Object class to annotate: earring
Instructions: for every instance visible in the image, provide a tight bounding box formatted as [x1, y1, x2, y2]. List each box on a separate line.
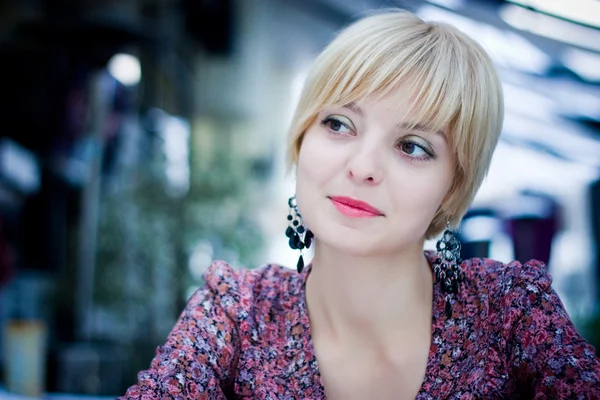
[285, 195, 313, 273]
[433, 222, 464, 318]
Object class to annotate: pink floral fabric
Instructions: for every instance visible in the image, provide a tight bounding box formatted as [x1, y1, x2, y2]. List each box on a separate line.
[120, 251, 600, 399]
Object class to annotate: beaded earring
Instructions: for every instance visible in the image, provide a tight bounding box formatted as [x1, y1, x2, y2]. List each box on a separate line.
[433, 222, 464, 318]
[285, 195, 313, 273]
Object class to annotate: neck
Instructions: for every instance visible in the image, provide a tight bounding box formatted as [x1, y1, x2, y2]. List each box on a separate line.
[305, 240, 434, 348]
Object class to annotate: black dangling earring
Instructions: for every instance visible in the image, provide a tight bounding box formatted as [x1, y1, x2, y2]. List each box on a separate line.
[433, 221, 464, 318]
[285, 195, 313, 273]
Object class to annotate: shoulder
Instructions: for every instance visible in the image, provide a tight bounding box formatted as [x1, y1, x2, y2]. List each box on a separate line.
[462, 256, 551, 298]
[203, 260, 297, 296]
[201, 260, 298, 319]
[458, 257, 555, 329]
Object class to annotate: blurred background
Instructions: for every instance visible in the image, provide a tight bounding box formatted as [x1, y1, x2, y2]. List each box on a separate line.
[0, 0, 599, 397]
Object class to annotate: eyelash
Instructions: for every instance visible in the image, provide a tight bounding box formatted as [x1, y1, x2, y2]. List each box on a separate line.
[396, 139, 435, 162]
[320, 116, 352, 135]
[320, 115, 435, 162]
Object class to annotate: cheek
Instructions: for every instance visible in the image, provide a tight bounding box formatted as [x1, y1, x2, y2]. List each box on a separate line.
[295, 129, 341, 228]
[296, 129, 339, 189]
[389, 164, 454, 224]
[406, 168, 452, 201]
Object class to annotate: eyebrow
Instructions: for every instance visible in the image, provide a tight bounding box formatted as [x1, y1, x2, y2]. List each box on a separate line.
[342, 102, 446, 140]
[399, 123, 446, 140]
[343, 102, 363, 115]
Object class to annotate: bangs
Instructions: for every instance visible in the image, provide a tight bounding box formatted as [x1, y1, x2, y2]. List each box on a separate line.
[314, 21, 477, 170]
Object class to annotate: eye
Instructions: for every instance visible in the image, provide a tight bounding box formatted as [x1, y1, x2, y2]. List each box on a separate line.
[401, 141, 426, 156]
[397, 139, 435, 161]
[320, 115, 354, 135]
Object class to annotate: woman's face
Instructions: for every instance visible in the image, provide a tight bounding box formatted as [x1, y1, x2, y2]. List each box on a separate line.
[295, 88, 455, 257]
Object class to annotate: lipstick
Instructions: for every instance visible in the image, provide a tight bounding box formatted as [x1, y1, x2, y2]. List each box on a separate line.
[329, 196, 384, 218]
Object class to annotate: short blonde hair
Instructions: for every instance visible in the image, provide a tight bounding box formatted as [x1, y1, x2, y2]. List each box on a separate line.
[287, 10, 504, 238]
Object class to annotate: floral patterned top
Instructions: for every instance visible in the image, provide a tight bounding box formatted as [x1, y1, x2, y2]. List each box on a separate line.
[120, 251, 600, 399]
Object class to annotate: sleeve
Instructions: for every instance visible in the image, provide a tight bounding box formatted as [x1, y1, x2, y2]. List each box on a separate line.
[119, 261, 240, 399]
[506, 259, 600, 399]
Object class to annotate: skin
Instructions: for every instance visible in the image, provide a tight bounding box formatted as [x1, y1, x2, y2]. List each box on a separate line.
[295, 87, 456, 399]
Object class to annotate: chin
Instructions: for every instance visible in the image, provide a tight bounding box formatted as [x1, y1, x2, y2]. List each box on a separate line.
[316, 219, 428, 257]
[314, 224, 390, 256]
[318, 240, 380, 257]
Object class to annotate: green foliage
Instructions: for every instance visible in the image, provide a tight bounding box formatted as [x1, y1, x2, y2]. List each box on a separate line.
[94, 153, 265, 340]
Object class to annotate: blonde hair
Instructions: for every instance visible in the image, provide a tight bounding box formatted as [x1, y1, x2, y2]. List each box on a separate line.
[287, 10, 504, 238]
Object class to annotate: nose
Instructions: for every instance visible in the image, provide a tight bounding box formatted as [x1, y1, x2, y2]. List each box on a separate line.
[346, 146, 383, 185]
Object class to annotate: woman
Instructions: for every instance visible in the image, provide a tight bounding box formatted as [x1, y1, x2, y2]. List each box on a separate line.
[121, 10, 600, 399]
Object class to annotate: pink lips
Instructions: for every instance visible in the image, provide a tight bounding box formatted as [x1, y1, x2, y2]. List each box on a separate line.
[329, 196, 384, 218]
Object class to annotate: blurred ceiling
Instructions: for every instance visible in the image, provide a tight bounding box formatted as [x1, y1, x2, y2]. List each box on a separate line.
[0, 0, 599, 165]
[281, 0, 600, 166]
